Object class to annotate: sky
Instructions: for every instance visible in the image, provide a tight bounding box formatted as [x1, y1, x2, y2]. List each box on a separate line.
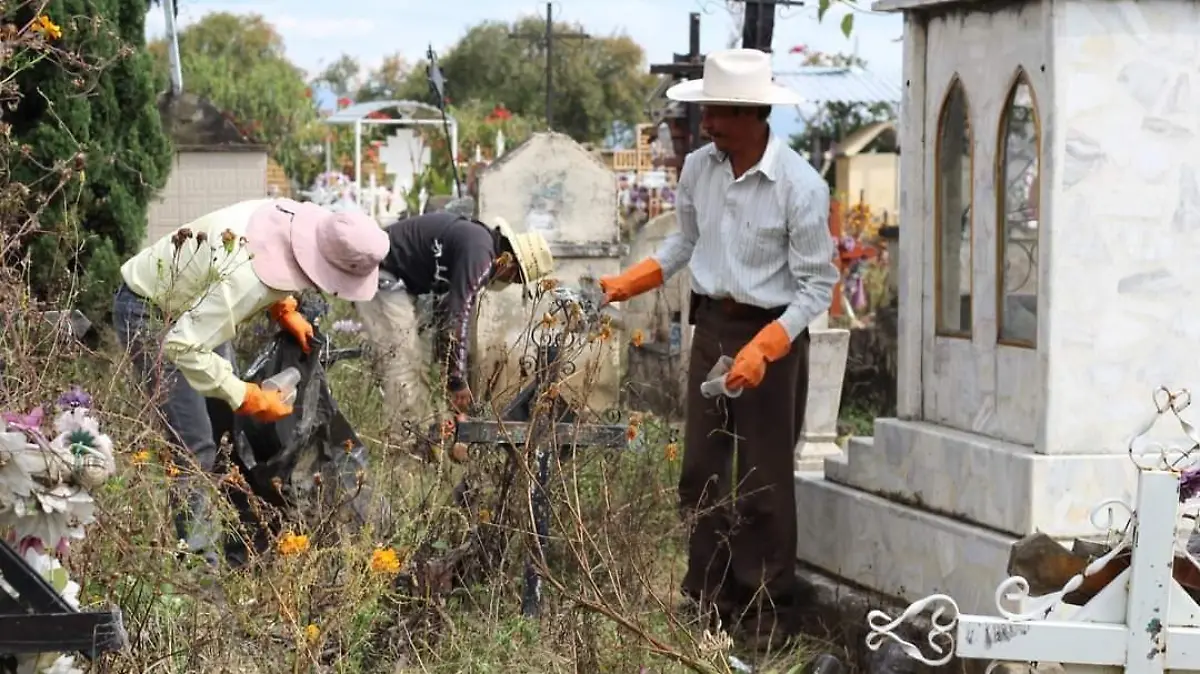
[144, 0, 903, 137]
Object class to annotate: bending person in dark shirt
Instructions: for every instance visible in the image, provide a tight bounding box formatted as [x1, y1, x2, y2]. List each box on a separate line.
[357, 211, 554, 427]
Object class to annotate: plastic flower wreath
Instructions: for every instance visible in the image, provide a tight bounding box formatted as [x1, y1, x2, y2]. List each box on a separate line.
[0, 387, 116, 674]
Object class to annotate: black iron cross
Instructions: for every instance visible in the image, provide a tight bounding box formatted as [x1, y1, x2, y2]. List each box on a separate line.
[0, 540, 126, 660]
[649, 13, 704, 153]
[454, 340, 628, 617]
[507, 2, 591, 130]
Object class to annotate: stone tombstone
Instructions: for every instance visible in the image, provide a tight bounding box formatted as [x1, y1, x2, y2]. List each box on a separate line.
[620, 211, 692, 418]
[795, 324, 851, 472]
[795, 0, 1200, 615]
[474, 132, 626, 412]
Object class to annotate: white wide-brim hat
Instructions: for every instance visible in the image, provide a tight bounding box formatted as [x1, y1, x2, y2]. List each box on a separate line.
[666, 48, 804, 106]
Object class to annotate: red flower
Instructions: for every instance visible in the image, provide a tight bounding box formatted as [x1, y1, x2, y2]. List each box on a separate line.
[789, 44, 807, 54]
[485, 103, 513, 123]
[337, 96, 353, 109]
[304, 87, 312, 98]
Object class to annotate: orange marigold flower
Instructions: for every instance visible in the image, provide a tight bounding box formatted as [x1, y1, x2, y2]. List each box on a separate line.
[130, 450, 151, 465]
[32, 15, 61, 40]
[370, 547, 402, 574]
[664, 443, 679, 461]
[278, 531, 310, 556]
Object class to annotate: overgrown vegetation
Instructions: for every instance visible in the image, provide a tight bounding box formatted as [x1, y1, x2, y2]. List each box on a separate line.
[6, 293, 816, 672]
[0, 9, 815, 672]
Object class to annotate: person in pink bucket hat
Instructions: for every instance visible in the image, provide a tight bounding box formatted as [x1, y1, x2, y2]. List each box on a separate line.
[111, 197, 388, 566]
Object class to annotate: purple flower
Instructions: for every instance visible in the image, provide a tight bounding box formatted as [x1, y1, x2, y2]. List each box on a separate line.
[3, 406, 44, 433]
[1181, 466, 1200, 502]
[56, 386, 92, 410]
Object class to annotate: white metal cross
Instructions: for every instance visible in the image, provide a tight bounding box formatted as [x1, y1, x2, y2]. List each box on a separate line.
[866, 468, 1200, 674]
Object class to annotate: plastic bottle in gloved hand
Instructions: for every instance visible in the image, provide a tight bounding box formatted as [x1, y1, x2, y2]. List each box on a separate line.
[236, 381, 294, 423]
[261, 366, 301, 407]
[725, 321, 793, 391]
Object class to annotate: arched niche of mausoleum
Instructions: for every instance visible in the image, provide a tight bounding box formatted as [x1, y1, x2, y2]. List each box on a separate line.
[916, 3, 1048, 446]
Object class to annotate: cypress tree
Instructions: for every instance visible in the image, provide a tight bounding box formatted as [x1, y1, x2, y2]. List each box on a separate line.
[9, 0, 172, 317]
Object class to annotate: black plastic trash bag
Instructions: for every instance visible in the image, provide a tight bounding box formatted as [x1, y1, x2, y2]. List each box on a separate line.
[207, 295, 372, 562]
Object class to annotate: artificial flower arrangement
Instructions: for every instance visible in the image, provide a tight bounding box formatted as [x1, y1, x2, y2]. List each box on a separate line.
[0, 387, 116, 674]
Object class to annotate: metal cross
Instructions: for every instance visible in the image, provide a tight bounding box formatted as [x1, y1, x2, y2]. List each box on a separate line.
[449, 281, 630, 617]
[867, 468, 1200, 674]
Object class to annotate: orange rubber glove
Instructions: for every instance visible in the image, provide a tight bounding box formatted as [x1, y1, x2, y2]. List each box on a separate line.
[599, 258, 665, 304]
[725, 321, 793, 391]
[236, 383, 294, 422]
[269, 296, 313, 353]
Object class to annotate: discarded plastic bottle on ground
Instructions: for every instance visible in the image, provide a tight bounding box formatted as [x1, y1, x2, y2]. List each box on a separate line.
[261, 366, 301, 407]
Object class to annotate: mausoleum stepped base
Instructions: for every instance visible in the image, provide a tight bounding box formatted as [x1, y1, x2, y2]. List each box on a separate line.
[795, 469, 1016, 616]
[827, 418, 1141, 538]
[795, 417, 1149, 616]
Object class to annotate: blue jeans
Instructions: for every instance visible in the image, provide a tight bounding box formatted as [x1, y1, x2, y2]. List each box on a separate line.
[112, 283, 235, 560]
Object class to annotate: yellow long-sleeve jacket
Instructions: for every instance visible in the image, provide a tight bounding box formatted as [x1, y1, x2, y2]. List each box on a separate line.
[121, 199, 288, 409]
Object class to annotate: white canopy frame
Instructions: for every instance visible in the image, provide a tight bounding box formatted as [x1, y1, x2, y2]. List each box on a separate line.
[322, 99, 460, 202]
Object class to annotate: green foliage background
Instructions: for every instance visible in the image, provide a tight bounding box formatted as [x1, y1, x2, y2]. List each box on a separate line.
[8, 0, 172, 318]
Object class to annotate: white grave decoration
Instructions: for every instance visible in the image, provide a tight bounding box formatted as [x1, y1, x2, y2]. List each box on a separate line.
[377, 129, 430, 198]
[867, 388, 1200, 674]
[0, 387, 118, 674]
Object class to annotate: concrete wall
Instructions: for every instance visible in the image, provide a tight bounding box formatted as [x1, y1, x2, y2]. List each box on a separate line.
[835, 153, 899, 222]
[476, 133, 624, 412]
[621, 211, 691, 417]
[1040, 0, 1200, 455]
[145, 150, 268, 248]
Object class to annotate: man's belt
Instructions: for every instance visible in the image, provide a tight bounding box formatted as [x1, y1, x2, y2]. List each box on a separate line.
[689, 292, 786, 325]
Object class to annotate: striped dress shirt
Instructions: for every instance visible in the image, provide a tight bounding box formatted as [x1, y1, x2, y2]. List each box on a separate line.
[653, 135, 839, 341]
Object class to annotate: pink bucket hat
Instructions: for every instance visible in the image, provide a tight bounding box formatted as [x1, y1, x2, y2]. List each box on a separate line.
[245, 199, 389, 302]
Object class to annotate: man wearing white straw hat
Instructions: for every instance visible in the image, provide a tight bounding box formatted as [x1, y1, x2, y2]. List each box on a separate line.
[357, 209, 554, 450]
[601, 49, 838, 644]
